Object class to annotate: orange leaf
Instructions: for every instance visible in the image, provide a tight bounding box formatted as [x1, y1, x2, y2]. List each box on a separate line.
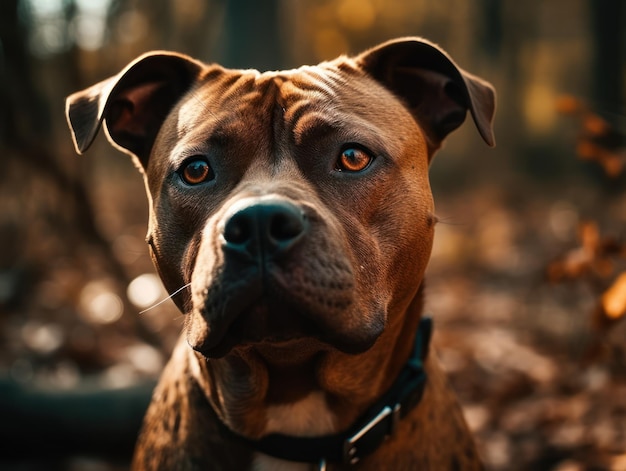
[601, 272, 626, 320]
[555, 95, 582, 114]
[576, 140, 600, 160]
[582, 114, 610, 136]
[579, 221, 599, 253]
[602, 156, 623, 178]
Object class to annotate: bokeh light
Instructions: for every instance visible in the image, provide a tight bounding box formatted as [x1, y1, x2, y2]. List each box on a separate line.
[127, 273, 165, 310]
[79, 280, 124, 324]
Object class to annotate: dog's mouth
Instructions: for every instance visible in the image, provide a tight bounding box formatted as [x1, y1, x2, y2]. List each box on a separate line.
[195, 296, 324, 358]
[185, 266, 379, 359]
[186, 267, 329, 358]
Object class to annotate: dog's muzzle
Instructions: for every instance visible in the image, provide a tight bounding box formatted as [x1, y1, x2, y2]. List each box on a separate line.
[187, 196, 344, 358]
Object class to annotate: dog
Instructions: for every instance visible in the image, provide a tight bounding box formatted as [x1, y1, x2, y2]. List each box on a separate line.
[65, 37, 495, 470]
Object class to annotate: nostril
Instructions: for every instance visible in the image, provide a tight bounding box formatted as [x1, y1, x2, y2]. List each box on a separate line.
[224, 212, 252, 245]
[270, 211, 306, 242]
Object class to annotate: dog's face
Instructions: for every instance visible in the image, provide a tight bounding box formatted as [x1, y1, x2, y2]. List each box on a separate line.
[66, 38, 495, 362]
[149, 64, 436, 359]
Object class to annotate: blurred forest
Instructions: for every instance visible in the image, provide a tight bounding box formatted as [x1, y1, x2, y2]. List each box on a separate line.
[1, 0, 625, 470]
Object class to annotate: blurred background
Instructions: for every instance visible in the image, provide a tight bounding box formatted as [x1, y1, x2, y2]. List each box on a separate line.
[1, 0, 625, 470]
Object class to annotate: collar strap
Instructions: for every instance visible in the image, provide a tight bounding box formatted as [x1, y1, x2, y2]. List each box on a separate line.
[225, 317, 433, 466]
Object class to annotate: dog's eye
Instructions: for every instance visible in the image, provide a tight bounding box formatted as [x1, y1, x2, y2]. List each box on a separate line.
[335, 147, 373, 173]
[180, 158, 214, 185]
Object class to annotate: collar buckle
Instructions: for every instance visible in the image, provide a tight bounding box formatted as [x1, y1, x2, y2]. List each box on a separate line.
[342, 402, 401, 465]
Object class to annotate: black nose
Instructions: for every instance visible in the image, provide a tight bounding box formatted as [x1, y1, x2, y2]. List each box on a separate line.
[223, 200, 307, 261]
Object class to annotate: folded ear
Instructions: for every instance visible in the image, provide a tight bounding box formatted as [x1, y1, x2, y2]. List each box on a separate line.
[65, 51, 203, 168]
[356, 37, 496, 156]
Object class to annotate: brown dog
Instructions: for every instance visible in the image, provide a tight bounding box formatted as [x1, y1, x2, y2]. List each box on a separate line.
[66, 37, 495, 470]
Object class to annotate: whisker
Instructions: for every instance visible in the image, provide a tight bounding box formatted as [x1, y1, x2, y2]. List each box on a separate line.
[139, 283, 191, 315]
[435, 215, 466, 226]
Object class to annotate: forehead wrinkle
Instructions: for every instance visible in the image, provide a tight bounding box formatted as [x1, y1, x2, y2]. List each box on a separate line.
[277, 77, 343, 147]
[176, 87, 217, 136]
[280, 86, 392, 152]
[176, 70, 264, 130]
[290, 111, 341, 146]
[290, 69, 340, 99]
[176, 84, 269, 148]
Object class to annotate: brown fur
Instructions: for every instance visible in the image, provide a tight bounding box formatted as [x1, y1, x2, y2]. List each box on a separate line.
[65, 38, 495, 470]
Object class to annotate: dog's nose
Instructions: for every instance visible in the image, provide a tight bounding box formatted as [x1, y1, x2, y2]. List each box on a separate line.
[222, 200, 307, 260]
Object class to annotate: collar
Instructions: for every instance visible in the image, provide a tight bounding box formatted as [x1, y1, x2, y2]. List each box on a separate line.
[219, 317, 433, 468]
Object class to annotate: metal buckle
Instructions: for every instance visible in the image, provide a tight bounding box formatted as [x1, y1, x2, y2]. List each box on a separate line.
[342, 403, 401, 465]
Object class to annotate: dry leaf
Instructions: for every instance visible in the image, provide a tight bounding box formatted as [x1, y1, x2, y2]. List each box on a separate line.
[547, 222, 625, 283]
[582, 114, 610, 136]
[547, 222, 599, 282]
[600, 272, 626, 321]
[555, 95, 582, 114]
[557, 95, 625, 178]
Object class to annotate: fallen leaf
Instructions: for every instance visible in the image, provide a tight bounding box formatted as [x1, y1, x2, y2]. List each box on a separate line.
[582, 114, 610, 136]
[601, 272, 626, 321]
[555, 95, 583, 114]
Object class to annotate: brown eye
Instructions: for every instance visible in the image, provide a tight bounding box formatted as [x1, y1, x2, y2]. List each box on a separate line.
[336, 147, 373, 172]
[180, 158, 214, 185]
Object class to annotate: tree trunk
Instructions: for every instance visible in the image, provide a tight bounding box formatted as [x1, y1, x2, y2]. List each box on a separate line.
[220, 0, 285, 70]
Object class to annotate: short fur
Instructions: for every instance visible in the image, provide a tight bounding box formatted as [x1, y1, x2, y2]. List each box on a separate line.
[65, 38, 496, 470]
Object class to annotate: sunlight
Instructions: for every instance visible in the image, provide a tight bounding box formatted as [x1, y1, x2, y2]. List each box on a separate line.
[24, 0, 113, 53]
[74, 0, 111, 50]
[79, 280, 124, 324]
[127, 273, 165, 310]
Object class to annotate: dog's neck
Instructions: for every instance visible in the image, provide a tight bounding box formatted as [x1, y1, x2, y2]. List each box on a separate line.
[187, 285, 427, 441]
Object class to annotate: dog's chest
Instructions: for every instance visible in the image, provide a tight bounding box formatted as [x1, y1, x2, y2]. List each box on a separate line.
[250, 391, 335, 471]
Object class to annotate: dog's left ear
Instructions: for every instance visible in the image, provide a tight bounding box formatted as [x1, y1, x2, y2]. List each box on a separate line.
[65, 51, 203, 168]
[356, 37, 496, 155]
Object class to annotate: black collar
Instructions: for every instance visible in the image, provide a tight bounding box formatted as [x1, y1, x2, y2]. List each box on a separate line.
[220, 317, 433, 468]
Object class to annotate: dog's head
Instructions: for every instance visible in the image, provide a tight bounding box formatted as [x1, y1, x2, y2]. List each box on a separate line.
[66, 38, 495, 361]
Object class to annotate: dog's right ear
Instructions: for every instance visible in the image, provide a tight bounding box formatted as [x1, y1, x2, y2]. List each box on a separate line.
[65, 52, 203, 168]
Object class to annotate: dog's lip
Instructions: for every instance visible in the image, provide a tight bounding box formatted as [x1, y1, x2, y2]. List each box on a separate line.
[251, 337, 328, 363]
[190, 292, 323, 359]
[189, 296, 383, 359]
[191, 328, 322, 360]
[193, 319, 378, 360]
